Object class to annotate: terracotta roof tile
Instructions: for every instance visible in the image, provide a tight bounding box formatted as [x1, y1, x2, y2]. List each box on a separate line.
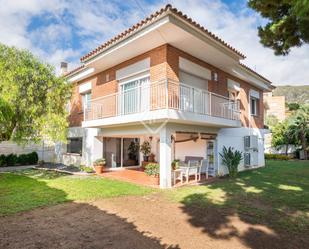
[80, 4, 245, 62]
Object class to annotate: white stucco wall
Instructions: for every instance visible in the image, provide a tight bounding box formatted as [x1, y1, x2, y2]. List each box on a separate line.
[217, 127, 266, 175]
[0, 141, 56, 162]
[174, 139, 206, 161]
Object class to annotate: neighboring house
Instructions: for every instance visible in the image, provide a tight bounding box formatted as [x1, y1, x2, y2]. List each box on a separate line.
[264, 92, 286, 122]
[62, 5, 273, 188]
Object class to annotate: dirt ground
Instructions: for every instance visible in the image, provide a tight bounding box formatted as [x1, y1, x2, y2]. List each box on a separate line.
[0, 193, 306, 249]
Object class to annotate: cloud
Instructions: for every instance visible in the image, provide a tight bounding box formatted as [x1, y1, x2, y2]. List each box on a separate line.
[0, 0, 308, 85]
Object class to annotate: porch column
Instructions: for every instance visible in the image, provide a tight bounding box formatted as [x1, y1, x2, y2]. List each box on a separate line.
[159, 127, 172, 188]
[84, 128, 103, 166]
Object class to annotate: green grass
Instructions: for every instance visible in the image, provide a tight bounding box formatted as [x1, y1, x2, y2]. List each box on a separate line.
[166, 160, 309, 233]
[0, 169, 153, 216]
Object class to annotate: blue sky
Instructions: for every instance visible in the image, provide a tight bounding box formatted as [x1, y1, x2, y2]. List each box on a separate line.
[0, 0, 308, 85]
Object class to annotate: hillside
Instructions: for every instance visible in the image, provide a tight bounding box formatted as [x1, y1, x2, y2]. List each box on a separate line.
[273, 85, 309, 104]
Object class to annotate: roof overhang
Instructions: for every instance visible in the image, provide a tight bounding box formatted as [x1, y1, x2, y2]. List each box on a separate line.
[67, 11, 272, 91]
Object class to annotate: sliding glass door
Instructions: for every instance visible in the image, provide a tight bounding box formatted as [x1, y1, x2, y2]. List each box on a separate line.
[119, 76, 150, 115]
[103, 137, 140, 168]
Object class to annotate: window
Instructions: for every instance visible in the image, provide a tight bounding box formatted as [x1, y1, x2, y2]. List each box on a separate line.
[212, 72, 218, 82]
[82, 92, 91, 111]
[67, 137, 83, 154]
[250, 97, 258, 116]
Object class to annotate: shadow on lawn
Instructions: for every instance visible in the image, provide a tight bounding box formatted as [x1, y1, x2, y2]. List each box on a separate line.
[180, 163, 309, 249]
[0, 172, 179, 249]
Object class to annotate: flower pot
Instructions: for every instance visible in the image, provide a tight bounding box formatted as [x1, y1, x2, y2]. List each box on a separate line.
[94, 165, 104, 174]
[143, 156, 149, 162]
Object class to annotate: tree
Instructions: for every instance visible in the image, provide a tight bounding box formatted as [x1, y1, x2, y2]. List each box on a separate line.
[265, 114, 279, 128]
[0, 44, 72, 144]
[0, 97, 15, 141]
[248, 0, 309, 55]
[288, 106, 309, 159]
[271, 120, 294, 155]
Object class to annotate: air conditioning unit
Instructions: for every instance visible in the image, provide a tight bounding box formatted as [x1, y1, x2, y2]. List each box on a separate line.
[244, 152, 258, 167]
[244, 135, 258, 150]
[244, 152, 250, 166]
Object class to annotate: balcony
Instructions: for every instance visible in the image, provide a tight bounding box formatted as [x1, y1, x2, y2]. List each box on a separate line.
[83, 79, 241, 128]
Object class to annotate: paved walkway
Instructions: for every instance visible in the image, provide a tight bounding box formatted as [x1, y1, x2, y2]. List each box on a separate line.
[0, 165, 36, 172]
[101, 168, 160, 188]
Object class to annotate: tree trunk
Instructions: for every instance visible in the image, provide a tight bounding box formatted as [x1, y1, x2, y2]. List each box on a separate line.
[285, 144, 289, 156]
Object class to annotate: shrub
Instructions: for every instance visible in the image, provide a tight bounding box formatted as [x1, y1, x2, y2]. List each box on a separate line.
[220, 146, 243, 178]
[93, 158, 106, 166]
[6, 153, 18, 166]
[144, 163, 160, 176]
[80, 165, 94, 173]
[265, 153, 290, 160]
[17, 154, 28, 165]
[27, 152, 39, 165]
[0, 154, 6, 167]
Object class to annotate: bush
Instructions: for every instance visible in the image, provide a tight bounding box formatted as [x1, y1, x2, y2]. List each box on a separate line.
[0, 154, 6, 167]
[220, 146, 243, 178]
[17, 154, 28, 165]
[0, 151, 39, 166]
[80, 165, 94, 173]
[144, 163, 160, 176]
[265, 153, 290, 160]
[6, 153, 18, 166]
[26, 152, 39, 165]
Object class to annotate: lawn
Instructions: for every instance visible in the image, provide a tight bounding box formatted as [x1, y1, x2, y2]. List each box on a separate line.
[0, 169, 153, 215]
[167, 160, 309, 234]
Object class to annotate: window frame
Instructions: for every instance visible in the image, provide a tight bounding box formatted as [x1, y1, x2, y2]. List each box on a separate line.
[81, 92, 91, 112]
[250, 97, 258, 116]
[66, 137, 83, 155]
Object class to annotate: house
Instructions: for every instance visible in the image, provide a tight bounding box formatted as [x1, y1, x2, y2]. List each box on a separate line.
[62, 4, 273, 188]
[264, 92, 286, 122]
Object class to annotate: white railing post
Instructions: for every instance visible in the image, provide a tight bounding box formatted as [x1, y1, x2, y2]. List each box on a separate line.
[209, 92, 212, 116]
[165, 79, 169, 109]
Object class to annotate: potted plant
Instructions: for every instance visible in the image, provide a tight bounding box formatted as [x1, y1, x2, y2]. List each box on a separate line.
[148, 153, 155, 162]
[127, 141, 139, 166]
[140, 141, 151, 161]
[171, 159, 180, 170]
[144, 163, 160, 185]
[93, 158, 106, 174]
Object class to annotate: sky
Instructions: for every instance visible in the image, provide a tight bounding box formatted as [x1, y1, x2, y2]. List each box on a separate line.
[0, 0, 308, 86]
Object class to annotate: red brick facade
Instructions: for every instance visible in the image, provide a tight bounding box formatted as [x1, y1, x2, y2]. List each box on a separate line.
[69, 44, 264, 129]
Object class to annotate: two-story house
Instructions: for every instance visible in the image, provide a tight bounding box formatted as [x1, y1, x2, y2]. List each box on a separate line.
[63, 4, 273, 188]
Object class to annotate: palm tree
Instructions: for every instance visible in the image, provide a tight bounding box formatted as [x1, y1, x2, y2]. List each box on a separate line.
[288, 106, 309, 160]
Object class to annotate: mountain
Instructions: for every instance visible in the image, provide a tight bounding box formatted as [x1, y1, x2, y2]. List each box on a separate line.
[273, 85, 309, 104]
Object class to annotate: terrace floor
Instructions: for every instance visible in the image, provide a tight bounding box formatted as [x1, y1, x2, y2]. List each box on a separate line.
[100, 167, 214, 188]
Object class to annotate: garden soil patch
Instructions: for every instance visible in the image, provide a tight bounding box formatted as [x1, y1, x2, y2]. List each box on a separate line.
[0, 193, 306, 249]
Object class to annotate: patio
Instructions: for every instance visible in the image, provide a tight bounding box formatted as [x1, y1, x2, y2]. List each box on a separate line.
[100, 167, 214, 188]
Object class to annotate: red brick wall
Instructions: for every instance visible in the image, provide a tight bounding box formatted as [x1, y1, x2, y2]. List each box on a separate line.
[69, 43, 264, 129]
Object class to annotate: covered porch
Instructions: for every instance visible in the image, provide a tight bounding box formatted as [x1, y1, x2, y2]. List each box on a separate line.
[93, 123, 220, 188]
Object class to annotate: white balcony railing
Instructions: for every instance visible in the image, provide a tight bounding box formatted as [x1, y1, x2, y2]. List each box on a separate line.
[84, 79, 240, 122]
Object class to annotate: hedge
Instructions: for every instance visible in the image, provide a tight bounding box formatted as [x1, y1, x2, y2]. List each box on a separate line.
[0, 152, 39, 167]
[265, 153, 291, 160]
